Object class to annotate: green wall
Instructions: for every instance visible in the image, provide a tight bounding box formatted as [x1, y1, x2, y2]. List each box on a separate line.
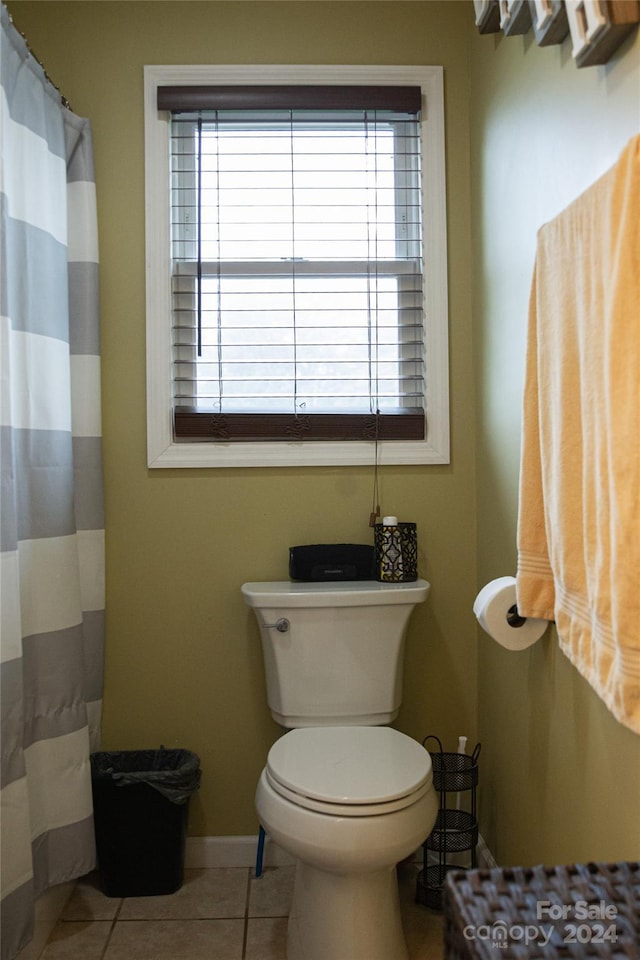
[470, 23, 640, 863]
[7, 1, 477, 838]
[8, 0, 639, 864]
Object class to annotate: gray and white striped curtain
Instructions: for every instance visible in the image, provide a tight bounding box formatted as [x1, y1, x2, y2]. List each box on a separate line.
[1, 6, 105, 958]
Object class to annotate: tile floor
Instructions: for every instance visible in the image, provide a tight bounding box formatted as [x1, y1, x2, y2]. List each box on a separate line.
[40, 861, 444, 960]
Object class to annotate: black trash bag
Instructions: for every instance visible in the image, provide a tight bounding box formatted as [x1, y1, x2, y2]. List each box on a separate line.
[91, 748, 201, 804]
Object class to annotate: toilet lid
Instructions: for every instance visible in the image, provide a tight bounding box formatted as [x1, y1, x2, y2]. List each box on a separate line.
[266, 727, 432, 815]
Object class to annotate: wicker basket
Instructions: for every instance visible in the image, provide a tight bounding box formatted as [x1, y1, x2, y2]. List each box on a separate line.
[443, 861, 640, 959]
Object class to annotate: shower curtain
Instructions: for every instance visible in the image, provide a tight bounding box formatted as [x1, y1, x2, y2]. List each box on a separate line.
[1, 6, 105, 958]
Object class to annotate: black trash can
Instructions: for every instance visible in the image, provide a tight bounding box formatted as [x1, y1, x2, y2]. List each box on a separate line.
[91, 748, 201, 898]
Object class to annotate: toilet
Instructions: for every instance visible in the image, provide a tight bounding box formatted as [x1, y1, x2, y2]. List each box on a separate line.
[242, 579, 438, 960]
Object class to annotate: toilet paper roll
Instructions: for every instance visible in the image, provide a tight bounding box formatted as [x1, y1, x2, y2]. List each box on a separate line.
[473, 576, 548, 651]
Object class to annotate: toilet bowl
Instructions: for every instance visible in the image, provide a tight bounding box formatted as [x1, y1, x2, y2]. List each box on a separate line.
[255, 726, 438, 960]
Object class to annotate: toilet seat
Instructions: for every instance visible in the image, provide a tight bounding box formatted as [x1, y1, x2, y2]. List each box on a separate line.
[265, 726, 432, 818]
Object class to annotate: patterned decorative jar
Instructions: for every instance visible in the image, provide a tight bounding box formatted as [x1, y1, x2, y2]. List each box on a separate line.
[375, 518, 418, 582]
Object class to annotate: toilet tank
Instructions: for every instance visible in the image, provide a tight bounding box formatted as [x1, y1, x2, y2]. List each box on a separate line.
[241, 579, 430, 728]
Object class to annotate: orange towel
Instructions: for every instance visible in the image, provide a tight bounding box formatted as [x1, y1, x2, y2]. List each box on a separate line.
[517, 135, 640, 735]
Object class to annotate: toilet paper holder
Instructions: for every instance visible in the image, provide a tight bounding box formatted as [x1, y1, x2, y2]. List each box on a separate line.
[505, 604, 554, 630]
[473, 576, 550, 651]
[506, 604, 527, 628]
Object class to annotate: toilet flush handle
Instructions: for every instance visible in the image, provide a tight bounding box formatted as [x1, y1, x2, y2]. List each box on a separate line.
[263, 618, 290, 633]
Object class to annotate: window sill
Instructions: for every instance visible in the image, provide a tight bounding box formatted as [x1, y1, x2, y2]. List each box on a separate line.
[147, 434, 449, 469]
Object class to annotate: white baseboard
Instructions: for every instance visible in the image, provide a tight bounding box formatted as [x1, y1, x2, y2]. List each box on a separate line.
[185, 834, 294, 870]
[185, 833, 498, 871]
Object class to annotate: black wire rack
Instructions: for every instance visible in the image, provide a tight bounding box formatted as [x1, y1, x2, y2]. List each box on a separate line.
[416, 735, 481, 910]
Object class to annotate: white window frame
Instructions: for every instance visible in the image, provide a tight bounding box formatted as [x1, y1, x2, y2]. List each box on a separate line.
[144, 64, 449, 468]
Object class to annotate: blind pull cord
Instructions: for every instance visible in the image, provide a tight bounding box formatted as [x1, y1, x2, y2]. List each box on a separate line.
[289, 110, 301, 419]
[373, 112, 381, 416]
[368, 109, 382, 526]
[369, 416, 382, 527]
[366, 110, 381, 419]
[214, 110, 223, 413]
[196, 116, 203, 358]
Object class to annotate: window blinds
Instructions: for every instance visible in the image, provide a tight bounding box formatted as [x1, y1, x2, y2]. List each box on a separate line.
[161, 86, 425, 441]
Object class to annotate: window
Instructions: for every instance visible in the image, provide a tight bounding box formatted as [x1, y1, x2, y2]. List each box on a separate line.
[145, 66, 449, 468]
[168, 92, 423, 442]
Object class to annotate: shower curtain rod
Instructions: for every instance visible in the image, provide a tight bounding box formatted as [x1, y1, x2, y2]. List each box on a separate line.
[5, 4, 71, 109]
